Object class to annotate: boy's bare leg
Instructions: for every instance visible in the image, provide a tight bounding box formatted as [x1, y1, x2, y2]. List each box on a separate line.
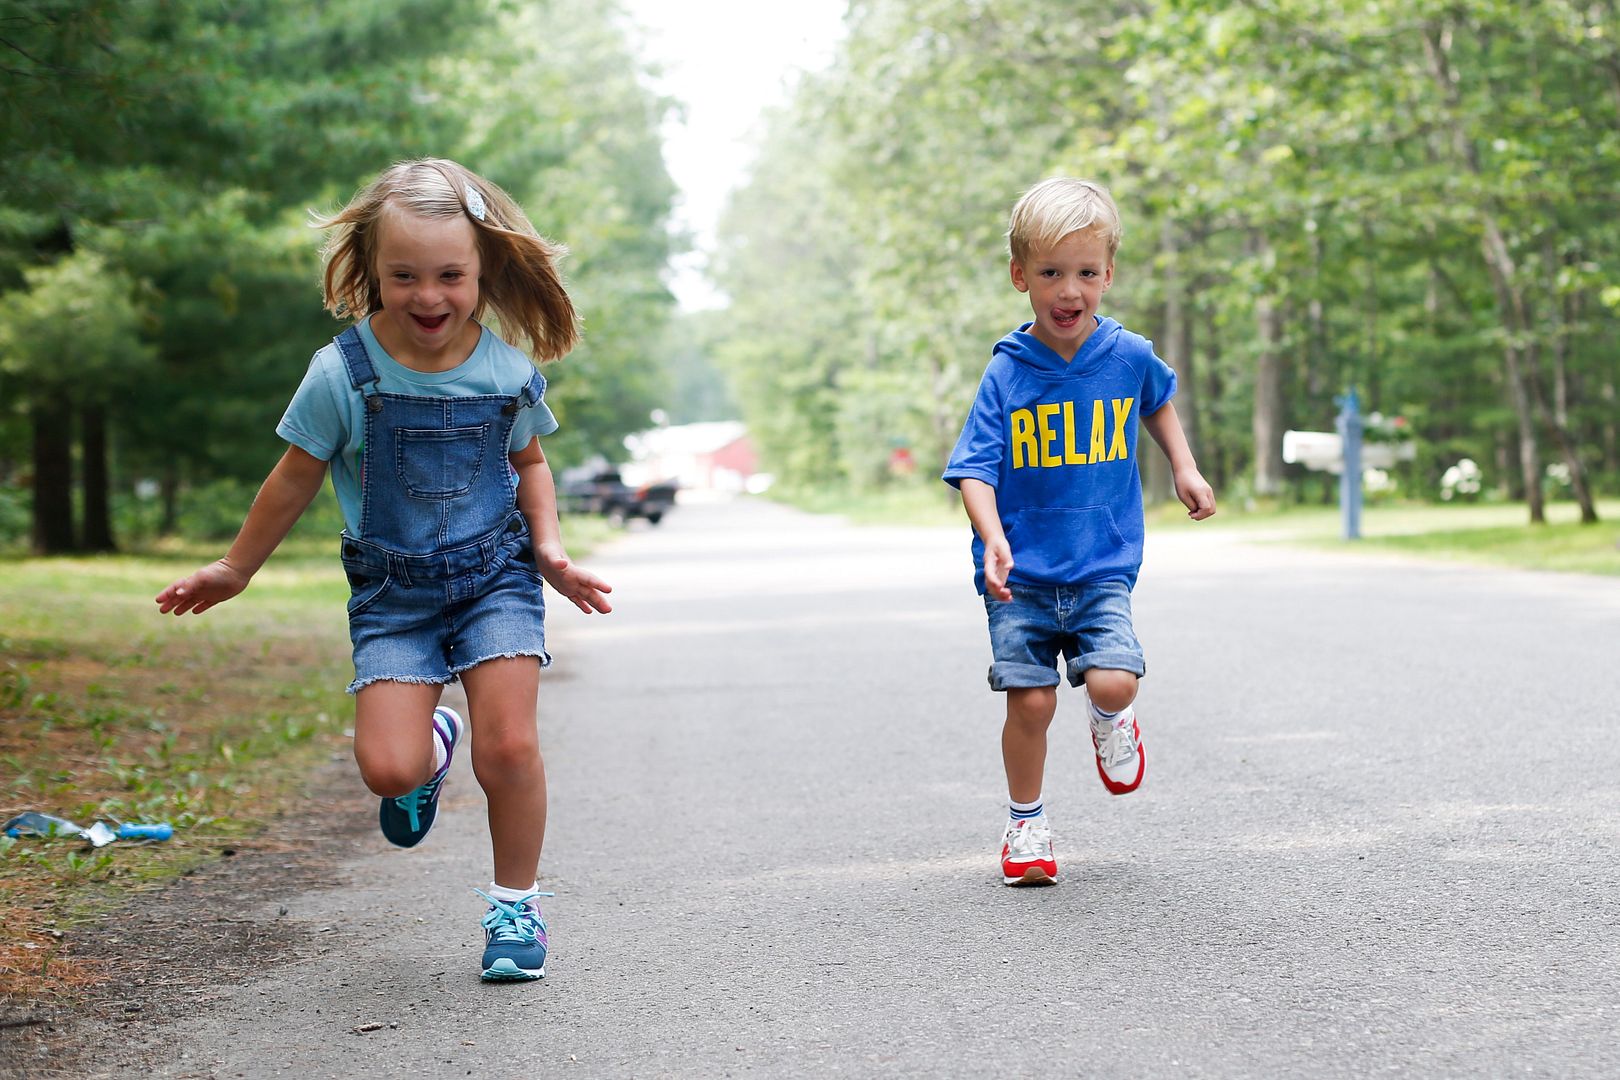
[1002, 686, 1057, 803]
[352, 680, 443, 796]
[461, 656, 546, 889]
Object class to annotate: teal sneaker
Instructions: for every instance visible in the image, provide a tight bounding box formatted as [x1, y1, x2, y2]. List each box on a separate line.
[476, 888, 553, 982]
[379, 707, 464, 848]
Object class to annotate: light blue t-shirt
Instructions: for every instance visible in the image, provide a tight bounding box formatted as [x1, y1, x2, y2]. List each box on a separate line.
[276, 318, 558, 533]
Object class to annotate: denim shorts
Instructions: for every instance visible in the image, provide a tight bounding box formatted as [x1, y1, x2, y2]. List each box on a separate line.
[340, 527, 550, 694]
[983, 578, 1145, 691]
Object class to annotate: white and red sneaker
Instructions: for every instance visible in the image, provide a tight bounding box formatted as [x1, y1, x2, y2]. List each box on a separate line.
[1000, 816, 1057, 886]
[1090, 703, 1144, 795]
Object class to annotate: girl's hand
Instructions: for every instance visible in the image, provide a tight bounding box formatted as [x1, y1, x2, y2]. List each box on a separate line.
[1174, 467, 1217, 521]
[535, 542, 614, 614]
[154, 560, 251, 616]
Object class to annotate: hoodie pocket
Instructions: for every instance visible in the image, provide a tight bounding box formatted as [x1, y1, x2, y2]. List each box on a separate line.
[1003, 506, 1128, 584]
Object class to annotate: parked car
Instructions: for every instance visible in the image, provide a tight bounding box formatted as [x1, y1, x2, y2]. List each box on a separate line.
[558, 469, 677, 525]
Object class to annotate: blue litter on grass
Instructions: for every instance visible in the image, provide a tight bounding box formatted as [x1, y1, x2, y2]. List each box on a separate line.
[3, 811, 173, 847]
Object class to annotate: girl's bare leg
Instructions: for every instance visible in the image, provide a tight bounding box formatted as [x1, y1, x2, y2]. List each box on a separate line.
[460, 656, 546, 889]
[352, 680, 444, 796]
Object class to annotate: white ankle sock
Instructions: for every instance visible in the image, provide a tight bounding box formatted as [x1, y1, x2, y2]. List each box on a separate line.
[1009, 796, 1044, 820]
[1089, 699, 1123, 725]
[432, 733, 448, 773]
[488, 881, 539, 902]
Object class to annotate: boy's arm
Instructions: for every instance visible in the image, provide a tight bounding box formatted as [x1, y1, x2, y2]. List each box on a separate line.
[1142, 401, 1217, 520]
[155, 445, 329, 615]
[958, 478, 1014, 602]
[510, 437, 613, 614]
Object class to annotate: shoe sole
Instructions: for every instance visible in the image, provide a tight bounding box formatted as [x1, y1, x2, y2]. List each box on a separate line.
[481, 957, 545, 982]
[1003, 866, 1057, 886]
[1095, 744, 1145, 796]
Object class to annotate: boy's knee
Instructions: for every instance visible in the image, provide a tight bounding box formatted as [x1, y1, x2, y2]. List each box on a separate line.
[1085, 668, 1139, 712]
[1006, 686, 1057, 727]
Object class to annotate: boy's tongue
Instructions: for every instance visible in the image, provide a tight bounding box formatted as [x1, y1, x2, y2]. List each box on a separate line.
[413, 313, 449, 331]
[1051, 308, 1080, 328]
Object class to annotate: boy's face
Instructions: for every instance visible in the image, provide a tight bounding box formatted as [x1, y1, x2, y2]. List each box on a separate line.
[1010, 230, 1114, 360]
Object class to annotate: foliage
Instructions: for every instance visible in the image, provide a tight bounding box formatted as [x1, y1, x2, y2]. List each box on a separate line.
[711, 0, 1620, 520]
[0, 0, 680, 549]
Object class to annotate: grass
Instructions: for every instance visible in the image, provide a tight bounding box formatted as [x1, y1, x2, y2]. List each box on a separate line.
[770, 483, 1620, 577]
[1148, 496, 1620, 576]
[0, 516, 619, 1002]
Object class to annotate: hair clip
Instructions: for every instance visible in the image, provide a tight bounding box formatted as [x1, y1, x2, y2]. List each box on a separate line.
[464, 185, 487, 222]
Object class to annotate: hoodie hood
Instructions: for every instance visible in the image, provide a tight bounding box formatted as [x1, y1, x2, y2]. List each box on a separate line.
[993, 316, 1123, 377]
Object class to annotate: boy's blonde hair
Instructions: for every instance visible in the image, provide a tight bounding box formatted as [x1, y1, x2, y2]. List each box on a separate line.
[1006, 177, 1123, 265]
[317, 158, 580, 362]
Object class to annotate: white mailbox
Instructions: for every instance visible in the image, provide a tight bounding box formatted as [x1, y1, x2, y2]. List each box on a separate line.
[1283, 430, 1414, 473]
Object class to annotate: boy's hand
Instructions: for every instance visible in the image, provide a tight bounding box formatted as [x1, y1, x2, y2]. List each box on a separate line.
[536, 542, 614, 614]
[1174, 467, 1217, 521]
[982, 536, 1015, 602]
[154, 560, 250, 616]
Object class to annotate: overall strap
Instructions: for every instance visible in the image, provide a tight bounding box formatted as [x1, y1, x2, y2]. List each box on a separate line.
[334, 326, 384, 412]
[502, 370, 547, 416]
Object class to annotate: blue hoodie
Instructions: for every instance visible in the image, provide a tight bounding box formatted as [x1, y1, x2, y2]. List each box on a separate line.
[942, 317, 1177, 593]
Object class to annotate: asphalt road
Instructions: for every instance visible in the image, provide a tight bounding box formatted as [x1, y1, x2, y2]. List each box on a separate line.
[101, 497, 1620, 1077]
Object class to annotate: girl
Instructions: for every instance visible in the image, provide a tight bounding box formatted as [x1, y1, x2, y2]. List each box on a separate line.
[155, 158, 611, 983]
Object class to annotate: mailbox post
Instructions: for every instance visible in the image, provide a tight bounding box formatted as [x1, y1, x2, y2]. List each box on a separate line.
[1335, 387, 1362, 540]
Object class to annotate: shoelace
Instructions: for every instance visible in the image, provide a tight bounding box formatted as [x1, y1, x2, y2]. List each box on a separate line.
[474, 888, 555, 944]
[1005, 819, 1052, 861]
[1094, 721, 1138, 768]
[390, 770, 447, 833]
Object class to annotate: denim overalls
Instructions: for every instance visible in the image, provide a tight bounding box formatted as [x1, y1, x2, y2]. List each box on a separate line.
[332, 326, 552, 693]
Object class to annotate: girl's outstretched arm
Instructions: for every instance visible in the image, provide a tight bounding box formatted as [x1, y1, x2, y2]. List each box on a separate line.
[154, 446, 329, 615]
[510, 438, 613, 615]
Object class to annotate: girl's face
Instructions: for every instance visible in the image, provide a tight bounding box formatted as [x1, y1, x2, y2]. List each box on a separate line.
[370, 209, 483, 370]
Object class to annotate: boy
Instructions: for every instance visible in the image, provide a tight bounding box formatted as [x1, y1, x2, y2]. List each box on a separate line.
[942, 177, 1215, 886]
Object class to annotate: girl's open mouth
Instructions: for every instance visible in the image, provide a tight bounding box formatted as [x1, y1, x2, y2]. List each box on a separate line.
[412, 313, 450, 331]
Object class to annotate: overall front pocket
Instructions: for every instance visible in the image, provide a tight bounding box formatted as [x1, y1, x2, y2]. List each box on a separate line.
[395, 425, 488, 500]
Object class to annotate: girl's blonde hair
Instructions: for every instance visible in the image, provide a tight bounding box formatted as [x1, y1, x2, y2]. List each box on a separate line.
[316, 158, 580, 362]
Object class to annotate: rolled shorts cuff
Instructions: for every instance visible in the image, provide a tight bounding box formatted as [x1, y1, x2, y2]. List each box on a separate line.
[988, 660, 1063, 692]
[1065, 650, 1147, 687]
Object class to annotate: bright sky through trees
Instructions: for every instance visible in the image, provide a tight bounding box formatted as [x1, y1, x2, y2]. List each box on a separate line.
[621, 0, 847, 310]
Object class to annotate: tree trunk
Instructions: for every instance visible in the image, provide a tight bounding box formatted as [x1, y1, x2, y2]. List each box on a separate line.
[1251, 286, 1285, 497]
[1602, 373, 1619, 475]
[30, 396, 76, 554]
[160, 464, 181, 536]
[1423, 22, 1549, 523]
[1201, 299, 1227, 492]
[1145, 215, 1192, 505]
[80, 403, 116, 552]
